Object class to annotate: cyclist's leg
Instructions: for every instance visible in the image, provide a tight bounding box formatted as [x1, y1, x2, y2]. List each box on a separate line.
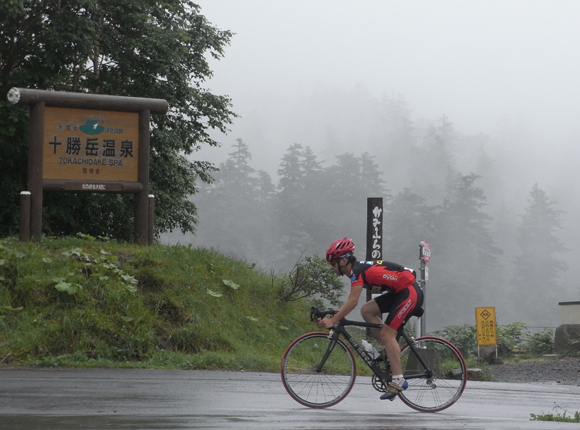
[379, 284, 422, 397]
[379, 324, 408, 399]
[380, 324, 401, 374]
[363, 292, 398, 343]
[360, 299, 385, 342]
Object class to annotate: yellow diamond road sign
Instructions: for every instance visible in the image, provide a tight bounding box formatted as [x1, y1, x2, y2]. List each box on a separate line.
[476, 307, 497, 346]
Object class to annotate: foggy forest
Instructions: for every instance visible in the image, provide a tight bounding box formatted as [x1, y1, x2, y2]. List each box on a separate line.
[164, 2, 580, 333]
[163, 88, 576, 332]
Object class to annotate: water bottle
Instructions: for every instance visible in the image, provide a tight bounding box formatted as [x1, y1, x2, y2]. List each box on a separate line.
[362, 339, 379, 360]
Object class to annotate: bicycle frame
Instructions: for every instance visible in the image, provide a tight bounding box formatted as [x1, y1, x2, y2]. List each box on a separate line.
[320, 317, 433, 383]
[283, 308, 467, 411]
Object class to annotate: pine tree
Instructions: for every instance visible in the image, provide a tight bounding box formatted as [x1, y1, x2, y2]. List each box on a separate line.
[195, 139, 262, 258]
[384, 189, 436, 267]
[252, 170, 277, 267]
[428, 173, 502, 329]
[275, 143, 307, 261]
[414, 115, 457, 205]
[299, 146, 333, 248]
[376, 92, 416, 191]
[511, 184, 568, 326]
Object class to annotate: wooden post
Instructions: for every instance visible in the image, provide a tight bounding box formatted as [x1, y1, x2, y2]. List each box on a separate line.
[134, 109, 150, 245]
[19, 191, 31, 242]
[148, 194, 155, 245]
[28, 102, 44, 241]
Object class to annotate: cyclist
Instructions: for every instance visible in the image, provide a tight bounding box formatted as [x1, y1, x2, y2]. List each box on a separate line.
[316, 237, 424, 400]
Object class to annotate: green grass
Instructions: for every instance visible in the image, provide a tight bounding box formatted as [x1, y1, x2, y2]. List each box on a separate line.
[0, 235, 508, 381]
[531, 409, 580, 423]
[0, 236, 314, 371]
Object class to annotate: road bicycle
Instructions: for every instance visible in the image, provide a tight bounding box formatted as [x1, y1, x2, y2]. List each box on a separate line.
[281, 307, 467, 412]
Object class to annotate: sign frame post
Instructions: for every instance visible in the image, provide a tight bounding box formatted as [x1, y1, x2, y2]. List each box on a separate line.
[8, 87, 168, 245]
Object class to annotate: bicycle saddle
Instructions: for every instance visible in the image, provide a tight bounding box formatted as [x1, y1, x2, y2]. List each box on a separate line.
[413, 307, 424, 318]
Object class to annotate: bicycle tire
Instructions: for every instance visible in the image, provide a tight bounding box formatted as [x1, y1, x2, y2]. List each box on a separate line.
[397, 336, 467, 412]
[281, 332, 357, 408]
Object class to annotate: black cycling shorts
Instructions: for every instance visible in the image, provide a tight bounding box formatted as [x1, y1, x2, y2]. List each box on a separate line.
[373, 282, 424, 331]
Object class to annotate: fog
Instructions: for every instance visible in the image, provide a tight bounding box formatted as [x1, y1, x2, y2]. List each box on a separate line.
[164, 1, 580, 331]
[197, 1, 580, 172]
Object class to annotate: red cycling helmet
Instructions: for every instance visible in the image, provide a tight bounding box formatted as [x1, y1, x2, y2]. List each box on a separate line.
[326, 237, 355, 261]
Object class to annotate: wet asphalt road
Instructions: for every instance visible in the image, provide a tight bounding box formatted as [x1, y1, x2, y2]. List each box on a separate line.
[0, 368, 579, 429]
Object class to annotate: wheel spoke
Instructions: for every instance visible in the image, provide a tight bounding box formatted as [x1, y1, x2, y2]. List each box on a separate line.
[398, 336, 467, 412]
[281, 333, 356, 408]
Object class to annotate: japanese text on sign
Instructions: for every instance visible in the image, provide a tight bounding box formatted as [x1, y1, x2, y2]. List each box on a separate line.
[371, 206, 382, 259]
[476, 307, 497, 346]
[43, 107, 139, 182]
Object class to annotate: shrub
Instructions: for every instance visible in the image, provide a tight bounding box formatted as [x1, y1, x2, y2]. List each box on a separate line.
[276, 254, 344, 307]
[525, 328, 554, 355]
[496, 322, 528, 353]
[432, 322, 555, 359]
[432, 324, 477, 358]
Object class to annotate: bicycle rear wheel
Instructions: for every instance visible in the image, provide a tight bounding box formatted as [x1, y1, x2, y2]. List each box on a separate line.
[281, 332, 356, 408]
[398, 336, 467, 412]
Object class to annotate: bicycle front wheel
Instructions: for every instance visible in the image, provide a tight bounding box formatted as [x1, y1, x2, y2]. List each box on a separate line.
[281, 332, 356, 408]
[399, 336, 467, 412]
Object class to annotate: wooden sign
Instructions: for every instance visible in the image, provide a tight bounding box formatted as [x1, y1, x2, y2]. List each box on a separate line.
[9, 87, 169, 244]
[43, 107, 139, 182]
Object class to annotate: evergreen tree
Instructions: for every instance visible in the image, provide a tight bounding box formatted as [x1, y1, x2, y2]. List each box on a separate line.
[376, 92, 416, 191]
[320, 152, 388, 255]
[256, 170, 276, 206]
[472, 139, 505, 208]
[195, 139, 262, 258]
[0, 1, 235, 239]
[384, 189, 436, 267]
[428, 173, 502, 329]
[253, 169, 277, 267]
[299, 146, 333, 248]
[277, 143, 305, 206]
[275, 143, 309, 265]
[360, 152, 387, 193]
[511, 184, 568, 326]
[414, 115, 457, 205]
[275, 143, 336, 267]
[328, 153, 369, 229]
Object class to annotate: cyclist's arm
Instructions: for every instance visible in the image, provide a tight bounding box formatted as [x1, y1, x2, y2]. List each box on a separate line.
[317, 285, 363, 328]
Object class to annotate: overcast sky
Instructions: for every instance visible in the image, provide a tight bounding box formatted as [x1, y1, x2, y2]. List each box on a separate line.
[195, 0, 580, 174]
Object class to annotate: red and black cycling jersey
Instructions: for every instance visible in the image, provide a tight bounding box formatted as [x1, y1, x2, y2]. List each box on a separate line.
[350, 260, 416, 293]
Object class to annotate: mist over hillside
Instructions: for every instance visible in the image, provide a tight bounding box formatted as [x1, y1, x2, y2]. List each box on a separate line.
[163, 1, 580, 332]
[162, 89, 577, 332]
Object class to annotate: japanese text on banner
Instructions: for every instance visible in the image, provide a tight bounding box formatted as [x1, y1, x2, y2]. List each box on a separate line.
[476, 307, 497, 346]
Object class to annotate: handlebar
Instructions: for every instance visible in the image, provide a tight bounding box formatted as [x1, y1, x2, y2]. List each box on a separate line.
[310, 307, 337, 322]
[310, 306, 384, 330]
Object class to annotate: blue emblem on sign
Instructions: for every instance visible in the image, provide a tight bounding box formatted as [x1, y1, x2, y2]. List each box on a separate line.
[80, 119, 105, 135]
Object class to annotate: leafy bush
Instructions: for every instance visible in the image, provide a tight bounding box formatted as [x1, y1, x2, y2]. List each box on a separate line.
[525, 328, 554, 355]
[276, 254, 344, 307]
[433, 322, 555, 359]
[432, 324, 477, 358]
[496, 322, 528, 353]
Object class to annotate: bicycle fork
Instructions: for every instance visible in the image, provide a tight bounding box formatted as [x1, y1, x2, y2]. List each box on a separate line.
[315, 331, 340, 372]
[400, 333, 435, 381]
